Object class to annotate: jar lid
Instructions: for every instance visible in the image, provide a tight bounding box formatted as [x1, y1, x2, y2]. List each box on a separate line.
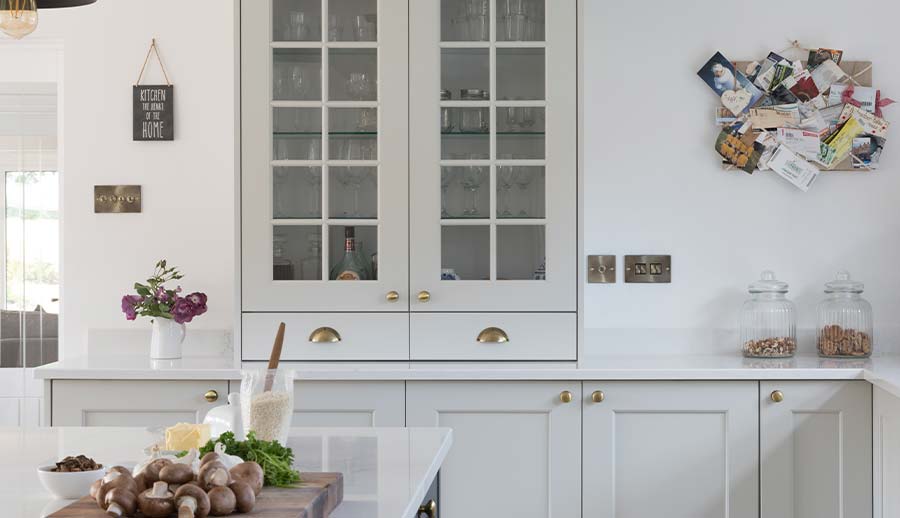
[825, 270, 864, 293]
[748, 270, 788, 293]
[440, 89, 451, 100]
[460, 88, 487, 100]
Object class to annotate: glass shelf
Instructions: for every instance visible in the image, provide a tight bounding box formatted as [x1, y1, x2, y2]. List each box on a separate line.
[274, 131, 377, 136]
[441, 131, 545, 136]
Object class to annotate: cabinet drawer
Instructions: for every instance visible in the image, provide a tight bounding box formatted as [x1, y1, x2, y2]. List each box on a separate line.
[410, 313, 575, 360]
[242, 313, 408, 361]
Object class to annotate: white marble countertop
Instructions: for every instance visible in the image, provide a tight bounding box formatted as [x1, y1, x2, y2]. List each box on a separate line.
[1, 426, 452, 518]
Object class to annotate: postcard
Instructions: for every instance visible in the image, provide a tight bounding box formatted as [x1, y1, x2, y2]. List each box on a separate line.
[811, 60, 847, 92]
[850, 135, 885, 169]
[755, 57, 790, 91]
[698, 52, 738, 95]
[749, 104, 800, 129]
[769, 83, 800, 105]
[715, 121, 763, 174]
[770, 62, 795, 91]
[755, 131, 779, 171]
[749, 52, 785, 87]
[776, 128, 822, 160]
[716, 107, 737, 125]
[818, 117, 865, 168]
[785, 70, 820, 102]
[767, 145, 820, 191]
[808, 48, 844, 68]
[829, 85, 877, 113]
[838, 104, 890, 137]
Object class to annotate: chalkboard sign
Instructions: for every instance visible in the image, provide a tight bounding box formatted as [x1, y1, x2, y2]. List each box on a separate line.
[133, 85, 174, 141]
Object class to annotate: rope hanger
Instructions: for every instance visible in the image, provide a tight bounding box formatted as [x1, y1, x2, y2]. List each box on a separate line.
[135, 38, 172, 86]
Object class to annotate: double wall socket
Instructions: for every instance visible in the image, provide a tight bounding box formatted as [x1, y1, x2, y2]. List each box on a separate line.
[624, 255, 671, 283]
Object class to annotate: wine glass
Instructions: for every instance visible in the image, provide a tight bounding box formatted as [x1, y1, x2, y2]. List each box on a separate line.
[354, 14, 376, 41]
[302, 168, 322, 217]
[286, 11, 312, 41]
[290, 64, 308, 99]
[462, 167, 486, 216]
[513, 168, 534, 217]
[440, 168, 459, 218]
[497, 166, 516, 217]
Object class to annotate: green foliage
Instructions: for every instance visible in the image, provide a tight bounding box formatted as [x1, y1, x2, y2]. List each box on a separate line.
[197, 431, 301, 487]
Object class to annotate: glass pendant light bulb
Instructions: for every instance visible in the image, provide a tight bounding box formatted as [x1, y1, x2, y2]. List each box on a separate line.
[0, 0, 38, 40]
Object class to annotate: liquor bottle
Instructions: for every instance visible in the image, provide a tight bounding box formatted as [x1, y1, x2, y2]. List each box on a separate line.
[330, 226, 370, 280]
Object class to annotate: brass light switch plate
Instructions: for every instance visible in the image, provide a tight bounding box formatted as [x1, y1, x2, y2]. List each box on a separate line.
[624, 255, 671, 283]
[587, 255, 616, 283]
[94, 185, 142, 213]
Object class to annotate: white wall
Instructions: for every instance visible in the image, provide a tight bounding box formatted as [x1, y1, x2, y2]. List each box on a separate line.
[15, 1, 237, 358]
[583, 0, 900, 352]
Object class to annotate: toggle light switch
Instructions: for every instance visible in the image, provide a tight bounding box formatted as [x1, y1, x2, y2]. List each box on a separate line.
[625, 255, 671, 283]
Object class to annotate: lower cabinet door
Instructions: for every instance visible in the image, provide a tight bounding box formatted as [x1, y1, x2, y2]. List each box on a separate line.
[583, 381, 759, 518]
[51, 380, 229, 426]
[760, 380, 872, 518]
[406, 381, 581, 518]
[293, 381, 405, 427]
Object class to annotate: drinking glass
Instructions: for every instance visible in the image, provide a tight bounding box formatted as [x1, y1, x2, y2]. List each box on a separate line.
[354, 14, 377, 41]
[346, 72, 374, 101]
[466, 0, 489, 41]
[291, 64, 308, 99]
[514, 168, 534, 216]
[357, 108, 378, 132]
[287, 11, 312, 40]
[441, 168, 459, 218]
[498, 166, 516, 217]
[303, 169, 322, 217]
[462, 167, 486, 216]
[328, 14, 342, 41]
[460, 108, 487, 133]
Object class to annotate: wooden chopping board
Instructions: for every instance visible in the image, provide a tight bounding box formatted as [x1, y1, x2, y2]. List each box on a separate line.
[50, 473, 343, 518]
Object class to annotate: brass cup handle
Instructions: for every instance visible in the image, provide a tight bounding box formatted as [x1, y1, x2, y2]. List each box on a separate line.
[770, 390, 784, 403]
[559, 390, 574, 403]
[591, 390, 605, 403]
[309, 326, 342, 343]
[417, 291, 431, 303]
[386, 291, 400, 302]
[204, 390, 219, 403]
[417, 500, 436, 518]
[476, 327, 510, 343]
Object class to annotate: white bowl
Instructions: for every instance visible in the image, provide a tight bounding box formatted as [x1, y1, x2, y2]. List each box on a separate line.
[37, 465, 105, 499]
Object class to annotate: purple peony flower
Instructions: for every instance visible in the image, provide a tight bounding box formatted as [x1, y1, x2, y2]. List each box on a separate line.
[171, 297, 195, 324]
[186, 292, 207, 306]
[121, 295, 141, 321]
[155, 286, 170, 302]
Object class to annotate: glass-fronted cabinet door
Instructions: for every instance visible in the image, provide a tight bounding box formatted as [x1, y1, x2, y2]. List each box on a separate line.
[242, 0, 408, 311]
[409, 0, 576, 312]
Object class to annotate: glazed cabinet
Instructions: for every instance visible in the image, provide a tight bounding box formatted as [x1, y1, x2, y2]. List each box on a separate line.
[240, 0, 578, 360]
[582, 381, 759, 518]
[406, 381, 581, 518]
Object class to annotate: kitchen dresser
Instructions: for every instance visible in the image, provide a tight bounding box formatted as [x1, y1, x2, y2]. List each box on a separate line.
[239, 0, 578, 361]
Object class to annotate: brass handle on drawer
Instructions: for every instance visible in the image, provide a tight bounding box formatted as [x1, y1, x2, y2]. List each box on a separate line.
[417, 500, 436, 518]
[770, 390, 784, 403]
[309, 326, 342, 343]
[417, 291, 431, 303]
[386, 290, 400, 302]
[591, 390, 605, 403]
[476, 327, 509, 343]
[559, 390, 574, 403]
[204, 390, 219, 403]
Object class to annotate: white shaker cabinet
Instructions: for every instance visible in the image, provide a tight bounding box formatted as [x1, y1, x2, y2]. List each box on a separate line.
[292, 381, 404, 427]
[875, 385, 900, 518]
[582, 381, 759, 518]
[406, 381, 581, 518]
[760, 381, 872, 518]
[50, 380, 229, 427]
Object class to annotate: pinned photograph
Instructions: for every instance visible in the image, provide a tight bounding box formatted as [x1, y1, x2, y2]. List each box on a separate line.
[808, 48, 844, 68]
[698, 52, 737, 94]
[715, 122, 763, 174]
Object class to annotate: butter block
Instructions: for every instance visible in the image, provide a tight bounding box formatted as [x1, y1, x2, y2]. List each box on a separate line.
[165, 422, 211, 451]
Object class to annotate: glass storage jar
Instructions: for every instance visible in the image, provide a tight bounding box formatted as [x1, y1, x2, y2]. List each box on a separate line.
[816, 271, 873, 358]
[740, 271, 797, 358]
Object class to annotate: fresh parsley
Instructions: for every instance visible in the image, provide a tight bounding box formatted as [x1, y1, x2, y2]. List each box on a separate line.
[197, 431, 301, 487]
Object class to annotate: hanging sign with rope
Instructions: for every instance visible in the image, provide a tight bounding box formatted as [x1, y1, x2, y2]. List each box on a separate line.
[133, 38, 174, 141]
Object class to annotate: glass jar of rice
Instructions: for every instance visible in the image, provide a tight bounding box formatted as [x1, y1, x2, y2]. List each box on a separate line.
[240, 369, 294, 444]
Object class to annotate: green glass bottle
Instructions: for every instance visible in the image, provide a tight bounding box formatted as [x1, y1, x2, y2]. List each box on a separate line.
[330, 226, 371, 280]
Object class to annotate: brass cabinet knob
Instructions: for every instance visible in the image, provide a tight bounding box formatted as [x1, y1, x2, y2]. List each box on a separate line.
[559, 390, 574, 403]
[386, 290, 400, 302]
[591, 390, 605, 403]
[476, 327, 509, 343]
[204, 390, 219, 403]
[417, 291, 431, 303]
[770, 390, 784, 403]
[309, 326, 342, 343]
[417, 500, 436, 518]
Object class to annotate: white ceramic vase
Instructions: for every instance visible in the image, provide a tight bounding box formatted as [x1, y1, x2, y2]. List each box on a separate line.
[150, 318, 186, 359]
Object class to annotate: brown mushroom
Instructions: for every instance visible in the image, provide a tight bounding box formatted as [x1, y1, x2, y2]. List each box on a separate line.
[199, 451, 221, 466]
[137, 481, 176, 517]
[96, 470, 138, 510]
[198, 461, 230, 490]
[229, 481, 256, 513]
[133, 472, 149, 493]
[160, 463, 195, 485]
[142, 458, 173, 484]
[103, 487, 137, 517]
[89, 479, 103, 499]
[229, 462, 264, 496]
[175, 483, 211, 518]
[207, 486, 236, 516]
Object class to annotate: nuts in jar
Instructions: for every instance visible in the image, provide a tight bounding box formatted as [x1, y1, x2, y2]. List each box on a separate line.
[743, 337, 796, 357]
[817, 325, 872, 357]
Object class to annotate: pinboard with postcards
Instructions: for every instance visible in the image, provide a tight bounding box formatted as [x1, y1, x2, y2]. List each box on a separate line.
[697, 43, 892, 192]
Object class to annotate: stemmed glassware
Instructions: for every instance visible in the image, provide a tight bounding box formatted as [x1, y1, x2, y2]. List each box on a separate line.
[513, 168, 534, 217]
[462, 167, 486, 217]
[441, 168, 459, 218]
[302, 169, 321, 217]
[498, 166, 516, 217]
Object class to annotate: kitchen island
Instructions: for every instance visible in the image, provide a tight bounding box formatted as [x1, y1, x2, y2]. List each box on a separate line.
[0, 426, 451, 518]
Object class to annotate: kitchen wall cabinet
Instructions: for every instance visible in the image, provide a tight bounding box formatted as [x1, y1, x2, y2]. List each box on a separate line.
[239, 0, 578, 360]
[50, 380, 229, 427]
[582, 381, 759, 518]
[292, 381, 404, 427]
[875, 385, 900, 518]
[760, 381, 871, 518]
[406, 381, 581, 518]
